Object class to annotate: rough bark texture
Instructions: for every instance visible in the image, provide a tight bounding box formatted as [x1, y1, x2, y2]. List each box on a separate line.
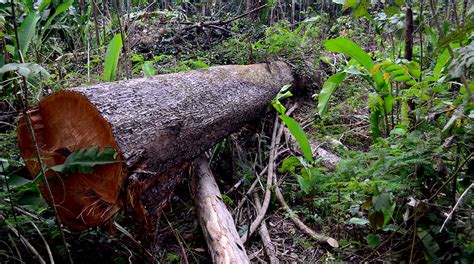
[192, 156, 249, 264]
[404, 7, 414, 61]
[17, 62, 294, 231]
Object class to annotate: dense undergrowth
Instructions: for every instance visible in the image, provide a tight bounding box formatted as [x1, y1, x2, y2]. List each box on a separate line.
[1, 0, 473, 263]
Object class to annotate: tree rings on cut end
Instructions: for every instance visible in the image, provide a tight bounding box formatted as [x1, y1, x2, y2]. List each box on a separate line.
[17, 90, 125, 231]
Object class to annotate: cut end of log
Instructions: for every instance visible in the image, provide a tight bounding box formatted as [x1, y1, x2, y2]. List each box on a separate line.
[17, 90, 125, 231]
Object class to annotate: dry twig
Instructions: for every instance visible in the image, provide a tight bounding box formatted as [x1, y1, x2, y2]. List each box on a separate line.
[253, 193, 279, 264]
[240, 115, 279, 243]
[440, 183, 473, 232]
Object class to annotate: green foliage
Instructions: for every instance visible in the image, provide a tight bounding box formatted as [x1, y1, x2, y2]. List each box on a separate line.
[208, 38, 251, 65]
[324, 38, 385, 91]
[50, 146, 118, 174]
[142, 61, 156, 77]
[318, 72, 346, 115]
[17, 12, 41, 59]
[279, 115, 313, 162]
[38, 0, 73, 43]
[0, 63, 50, 83]
[371, 60, 419, 86]
[252, 19, 321, 61]
[271, 84, 293, 115]
[366, 234, 381, 248]
[320, 38, 389, 139]
[272, 85, 313, 162]
[332, 0, 371, 19]
[102, 34, 123, 81]
[279, 156, 322, 194]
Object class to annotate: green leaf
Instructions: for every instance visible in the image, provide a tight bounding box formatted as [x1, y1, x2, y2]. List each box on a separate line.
[370, 109, 381, 140]
[190, 60, 209, 70]
[272, 84, 293, 115]
[349, 217, 370, 225]
[406, 61, 421, 79]
[318, 72, 346, 115]
[142, 61, 156, 77]
[366, 234, 381, 249]
[433, 48, 450, 79]
[390, 127, 406, 136]
[382, 202, 396, 226]
[18, 12, 40, 59]
[102, 34, 123, 81]
[38, 0, 52, 11]
[279, 156, 301, 173]
[0, 63, 50, 81]
[417, 228, 440, 260]
[279, 115, 313, 162]
[401, 100, 410, 127]
[373, 193, 393, 212]
[383, 93, 394, 114]
[345, 0, 370, 19]
[50, 146, 119, 174]
[324, 38, 374, 71]
[324, 38, 386, 90]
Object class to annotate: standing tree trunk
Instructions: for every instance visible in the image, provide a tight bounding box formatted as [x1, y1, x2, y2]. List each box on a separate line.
[17, 62, 294, 231]
[404, 6, 414, 61]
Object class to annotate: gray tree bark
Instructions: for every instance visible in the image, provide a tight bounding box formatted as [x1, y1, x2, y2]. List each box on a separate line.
[18, 62, 294, 231]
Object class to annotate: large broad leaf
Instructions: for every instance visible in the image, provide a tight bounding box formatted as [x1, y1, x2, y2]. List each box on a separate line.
[318, 72, 346, 115]
[279, 115, 313, 162]
[50, 146, 118, 174]
[102, 34, 123, 81]
[324, 38, 386, 91]
[325, 38, 374, 70]
[18, 12, 40, 59]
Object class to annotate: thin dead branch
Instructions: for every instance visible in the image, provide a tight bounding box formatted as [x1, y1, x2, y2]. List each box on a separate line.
[253, 193, 279, 264]
[8, 225, 46, 264]
[240, 115, 279, 243]
[182, 4, 267, 31]
[440, 183, 473, 232]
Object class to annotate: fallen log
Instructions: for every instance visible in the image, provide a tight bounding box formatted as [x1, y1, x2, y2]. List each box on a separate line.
[17, 62, 294, 231]
[192, 156, 249, 264]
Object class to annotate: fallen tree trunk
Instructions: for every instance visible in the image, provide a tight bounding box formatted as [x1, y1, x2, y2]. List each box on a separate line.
[192, 156, 249, 264]
[17, 62, 294, 231]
